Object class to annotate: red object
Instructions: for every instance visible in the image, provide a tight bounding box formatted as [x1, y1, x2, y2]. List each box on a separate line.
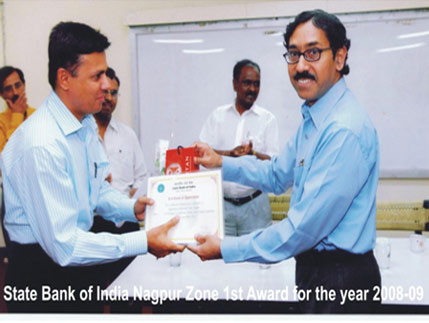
[165, 146, 199, 175]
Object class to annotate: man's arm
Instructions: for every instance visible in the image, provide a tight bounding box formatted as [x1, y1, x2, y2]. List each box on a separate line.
[193, 142, 223, 169]
[190, 128, 376, 262]
[214, 141, 271, 160]
[193, 140, 295, 195]
[9, 146, 182, 266]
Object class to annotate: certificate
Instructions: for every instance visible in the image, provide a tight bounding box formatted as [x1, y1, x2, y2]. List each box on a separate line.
[145, 170, 224, 244]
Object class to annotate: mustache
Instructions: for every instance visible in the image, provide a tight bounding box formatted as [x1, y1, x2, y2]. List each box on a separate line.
[294, 71, 316, 81]
[245, 91, 257, 97]
[102, 100, 113, 107]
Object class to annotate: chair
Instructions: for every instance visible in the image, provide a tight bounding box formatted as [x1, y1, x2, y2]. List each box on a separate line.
[269, 193, 429, 231]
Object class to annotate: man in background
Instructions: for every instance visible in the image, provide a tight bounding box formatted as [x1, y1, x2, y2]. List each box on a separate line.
[190, 10, 381, 313]
[1, 21, 183, 313]
[199, 59, 279, 236]
[91, 67, 147, 284]
[0, 66, 36, 152]
[94, 67, 147, 198]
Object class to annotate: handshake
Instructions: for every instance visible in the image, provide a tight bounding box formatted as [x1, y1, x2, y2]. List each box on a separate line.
[146, 214, 222, 262]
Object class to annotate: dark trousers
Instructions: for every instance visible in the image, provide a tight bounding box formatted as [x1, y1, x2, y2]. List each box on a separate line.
[5, 242, 104, 313]
[295, 249, 381, 313]
[5, 218, 139, 313]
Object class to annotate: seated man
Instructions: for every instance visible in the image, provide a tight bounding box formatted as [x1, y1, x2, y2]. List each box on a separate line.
[0, 66, 36, 152]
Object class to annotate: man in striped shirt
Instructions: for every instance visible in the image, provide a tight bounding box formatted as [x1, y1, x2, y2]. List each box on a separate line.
[1, 21, 184, 313]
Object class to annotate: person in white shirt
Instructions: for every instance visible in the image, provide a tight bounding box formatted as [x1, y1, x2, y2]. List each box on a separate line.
[94, 67, 147, 198]
[200, 59, 279, 236]
[92, 67, 148, 286]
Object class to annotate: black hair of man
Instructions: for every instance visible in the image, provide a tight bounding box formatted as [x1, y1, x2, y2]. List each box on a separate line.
[48, 21, 111, 89]
[0, 66, 25, 93]
[283, 9, 351, 76]
[233, 59, 260, 82]
[106, 67, 120, 87]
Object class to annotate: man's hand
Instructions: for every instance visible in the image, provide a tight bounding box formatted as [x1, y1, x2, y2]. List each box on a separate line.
[187, 234, 222, 261]
[193, 142, 223, 168]
[6, 93, 27, 114]
[105, 173, 112, 183]
[147, 216, 185, 258]
[134, 196, 154, 221]
[129, 187, 137, 198]
[231, 140, 253, 157]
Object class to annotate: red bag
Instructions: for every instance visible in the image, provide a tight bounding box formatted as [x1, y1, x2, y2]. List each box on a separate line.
[165, 146, 199, 175]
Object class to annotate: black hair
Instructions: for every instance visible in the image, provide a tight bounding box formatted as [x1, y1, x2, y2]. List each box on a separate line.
[283, 9, 351, 76]
[106, 67, 120, 87]
[48, 21, 110, 89]
[233, 59, 260, 81]
[0, 66, 25, 93]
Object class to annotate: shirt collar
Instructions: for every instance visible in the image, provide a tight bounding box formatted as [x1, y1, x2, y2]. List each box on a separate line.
[108, 117, 119, 133]
[230, 103, 262, 116]
[46, 90, 97, 137]
[301, 77, 347, 130]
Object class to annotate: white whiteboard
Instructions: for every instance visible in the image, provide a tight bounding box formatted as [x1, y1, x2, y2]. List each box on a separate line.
[130, 9, 429, 178]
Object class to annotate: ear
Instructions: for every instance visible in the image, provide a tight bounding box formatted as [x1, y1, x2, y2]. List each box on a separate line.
[232, 79, 238, 92]
[334, 47, 347, 72]
[56, 68, 72, 91]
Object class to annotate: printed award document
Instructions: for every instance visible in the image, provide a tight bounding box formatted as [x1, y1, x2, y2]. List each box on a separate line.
[145, 169, 224, 244]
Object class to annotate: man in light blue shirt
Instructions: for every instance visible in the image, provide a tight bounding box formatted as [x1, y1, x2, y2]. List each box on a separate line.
[189, 10, 381, 313]
[1, 22, 184, 313]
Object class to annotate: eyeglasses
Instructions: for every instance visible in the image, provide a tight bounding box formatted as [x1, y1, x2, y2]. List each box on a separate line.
[283, 48, 331, 64]
[103, 89, 118, 97]
[3, 81, 23, 93]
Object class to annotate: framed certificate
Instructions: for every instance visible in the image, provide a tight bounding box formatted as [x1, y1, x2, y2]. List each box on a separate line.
[145, 169, 224, 244]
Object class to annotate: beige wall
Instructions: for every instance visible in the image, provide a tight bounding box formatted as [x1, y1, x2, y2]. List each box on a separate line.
[0, 0, 428, 201]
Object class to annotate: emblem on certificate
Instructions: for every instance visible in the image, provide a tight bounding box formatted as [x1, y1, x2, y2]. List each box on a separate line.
[145, 169, 224, 244]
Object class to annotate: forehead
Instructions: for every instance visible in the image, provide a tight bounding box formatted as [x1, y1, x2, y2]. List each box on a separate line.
[239, 65, 260, 80]
[76, 52, 107, 74]
[106, 77, 119, 89]
[289, 20, 329, 48]
[3, 71, 21, 86]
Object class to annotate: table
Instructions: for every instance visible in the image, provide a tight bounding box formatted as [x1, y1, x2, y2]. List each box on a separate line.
[378, 237, 429, 305]
[106, 237, 429, 312]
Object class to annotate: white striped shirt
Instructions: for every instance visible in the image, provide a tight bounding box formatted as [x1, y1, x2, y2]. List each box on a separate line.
[1, 91, 147, 266]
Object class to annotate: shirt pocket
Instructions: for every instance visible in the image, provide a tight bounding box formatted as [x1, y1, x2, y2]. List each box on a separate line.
[89, 158, 109, 207]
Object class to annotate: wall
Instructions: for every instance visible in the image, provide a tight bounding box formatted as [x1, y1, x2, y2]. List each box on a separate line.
[0, 0, 428, 202]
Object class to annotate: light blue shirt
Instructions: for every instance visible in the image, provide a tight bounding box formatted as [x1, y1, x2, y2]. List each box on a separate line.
[221, 78, 379, 263]
[1, 91, 148, 266]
